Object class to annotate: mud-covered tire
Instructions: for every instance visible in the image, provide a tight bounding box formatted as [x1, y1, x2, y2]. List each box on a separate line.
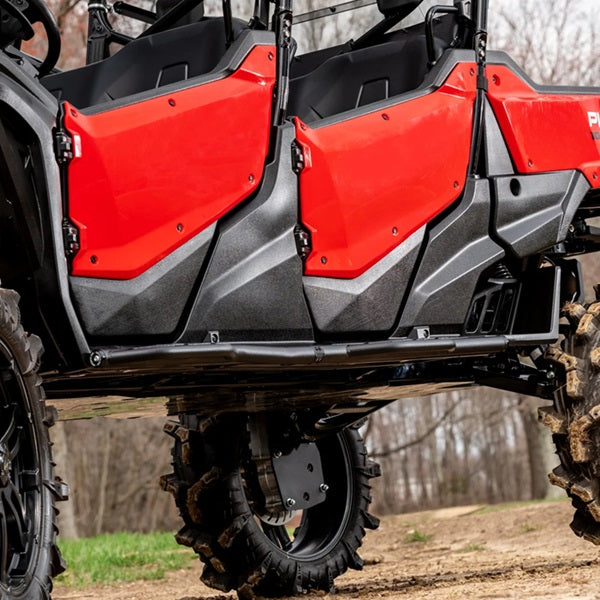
[162, 415, 381, 598]
[0, 289, 65, 599]
[542, 300, 600, 543]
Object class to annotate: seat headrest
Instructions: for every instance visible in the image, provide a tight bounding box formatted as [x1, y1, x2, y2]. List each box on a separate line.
[376, 0, 423, 18]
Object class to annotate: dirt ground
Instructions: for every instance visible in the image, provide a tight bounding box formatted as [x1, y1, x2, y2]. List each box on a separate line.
[53, 500, 600, 600]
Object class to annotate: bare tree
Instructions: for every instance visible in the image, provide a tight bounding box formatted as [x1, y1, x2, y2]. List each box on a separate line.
[52, 418, 179, 538]
[489, 0, 599, 86]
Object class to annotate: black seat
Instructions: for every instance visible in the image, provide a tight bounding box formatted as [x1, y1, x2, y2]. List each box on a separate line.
[41, 17, 246, 109]
[288, 11, 457, 124]
[377, 0, 422, 18]
[288, 34, 430, 123]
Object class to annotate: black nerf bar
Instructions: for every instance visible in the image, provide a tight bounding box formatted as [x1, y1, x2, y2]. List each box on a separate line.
[88, 335, 514, 371]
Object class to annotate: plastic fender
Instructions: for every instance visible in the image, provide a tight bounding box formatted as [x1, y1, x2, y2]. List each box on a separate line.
[487, 65, 600, 188]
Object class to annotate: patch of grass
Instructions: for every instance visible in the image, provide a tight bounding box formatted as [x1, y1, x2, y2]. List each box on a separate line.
[404, 529, 431, 543]
[475, 496, 566, 515]
[520, 522, 538, 533]
[56, 531, 195, 588]
[457, 543, 486, 552]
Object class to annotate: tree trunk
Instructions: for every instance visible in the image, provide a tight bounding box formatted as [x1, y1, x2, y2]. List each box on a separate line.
[50, 422, 79, 539]
[519, 396, 550, 500]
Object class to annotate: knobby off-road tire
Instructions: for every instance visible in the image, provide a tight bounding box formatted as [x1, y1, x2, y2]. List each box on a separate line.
[161, 415, 381, 598]
[542, 299, 600, 543]
[0, 289, 65, 599]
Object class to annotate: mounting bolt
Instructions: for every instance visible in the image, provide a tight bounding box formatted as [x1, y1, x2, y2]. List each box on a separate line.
[89, 352, 102, 367]
[319, 483, 329, 493]
[546, 370, 556, 381]
[273, 450, 282, 459]
[285, 498, 296, 508]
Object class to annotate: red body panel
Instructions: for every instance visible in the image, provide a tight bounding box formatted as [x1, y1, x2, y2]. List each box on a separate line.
[487, 65, 600, 187]
[296, 63, 477, 279]
[65, 47, 275, 280]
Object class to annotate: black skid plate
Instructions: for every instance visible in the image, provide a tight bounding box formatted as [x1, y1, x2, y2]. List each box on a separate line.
[272, 443, 327, 510]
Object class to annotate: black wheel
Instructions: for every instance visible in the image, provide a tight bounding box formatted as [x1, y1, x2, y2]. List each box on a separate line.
[0, 289, 65, 599]
[162, 415, 381, 598]
[542, 300, 600, 543]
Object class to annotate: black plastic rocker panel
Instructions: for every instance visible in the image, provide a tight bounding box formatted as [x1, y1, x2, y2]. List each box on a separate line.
[493, 171, 589, 259]
[303, 227, 424, 334]
[394, 178, 505, 335]
[70, 225, 215, 338]
[179, 125, 314, 343]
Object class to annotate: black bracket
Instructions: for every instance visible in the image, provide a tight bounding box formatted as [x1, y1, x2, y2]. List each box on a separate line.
[272, 442, 327, 511]
[54, 105, 81, 258]
[294, 224, 312, 261]
[291, 140, 304, 174]
[86, 0, 133, 64]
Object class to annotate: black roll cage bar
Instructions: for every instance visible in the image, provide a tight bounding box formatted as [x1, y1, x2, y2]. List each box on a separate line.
[85, 0, 485, 61]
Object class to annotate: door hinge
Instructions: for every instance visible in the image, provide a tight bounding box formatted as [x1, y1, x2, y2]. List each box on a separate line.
[294, 225, 312, 261]
[54, 104, 80, 259]
[62, 219, 80, 257]
[291, 140, 304, 174]
[53, 130, 74, 166]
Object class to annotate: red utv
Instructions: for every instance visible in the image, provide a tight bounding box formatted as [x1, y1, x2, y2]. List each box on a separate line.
[0, 0, 598, 596]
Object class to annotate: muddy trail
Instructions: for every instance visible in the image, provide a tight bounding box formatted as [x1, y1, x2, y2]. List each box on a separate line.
[54, 500, 600, 600]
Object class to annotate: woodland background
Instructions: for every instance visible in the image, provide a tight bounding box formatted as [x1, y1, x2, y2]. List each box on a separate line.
[25, 0, 600, 538]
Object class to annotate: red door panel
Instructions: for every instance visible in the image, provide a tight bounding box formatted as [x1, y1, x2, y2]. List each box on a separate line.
[487, 65, 600, 188]
[295, 63, 476, 279]
[65, 46, 275, 280]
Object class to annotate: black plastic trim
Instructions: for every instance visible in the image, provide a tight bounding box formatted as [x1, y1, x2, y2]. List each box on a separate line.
[0, 70, 89, 360]
[395, 177, 504, 332]
[483, 99, 514, 177]
[507, 265, 560, 345]
[493, 171, 590, 258]
[180, 125, 314, 343]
